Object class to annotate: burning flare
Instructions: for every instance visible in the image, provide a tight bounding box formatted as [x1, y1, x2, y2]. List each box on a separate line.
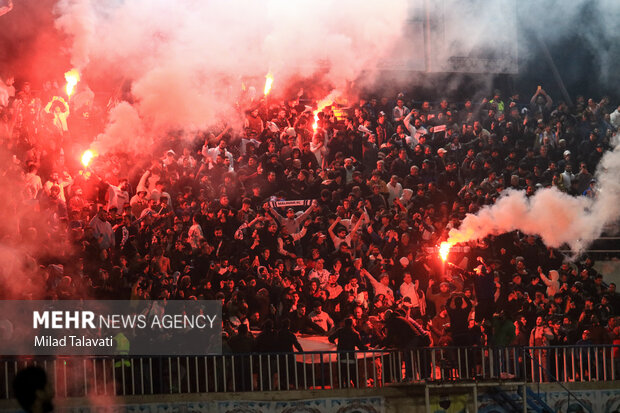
[64, 68, 80, 98]
[263, 72, 273, 96]
[439, 242, 452, 262]
[81, 149, 95, 167]
[312, 110, 319, 131]
[312, 90, 340, 132]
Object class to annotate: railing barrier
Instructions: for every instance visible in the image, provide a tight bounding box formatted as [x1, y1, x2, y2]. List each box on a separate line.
[0, 345, 618, 398]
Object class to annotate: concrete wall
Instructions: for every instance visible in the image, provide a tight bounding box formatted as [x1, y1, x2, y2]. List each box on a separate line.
[1, 381, 618, 412]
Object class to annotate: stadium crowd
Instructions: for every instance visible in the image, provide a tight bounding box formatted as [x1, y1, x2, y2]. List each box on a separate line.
[0, 76, 619, 362]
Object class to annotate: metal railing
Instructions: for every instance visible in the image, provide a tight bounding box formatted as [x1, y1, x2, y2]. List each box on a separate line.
[1, 345, 618, 398]
[524, 349, 593, 413]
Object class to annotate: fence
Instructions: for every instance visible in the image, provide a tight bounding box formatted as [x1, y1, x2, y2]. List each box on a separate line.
[1, 345, 618, 399]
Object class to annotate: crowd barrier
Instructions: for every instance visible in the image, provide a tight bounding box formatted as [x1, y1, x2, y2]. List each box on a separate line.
[1, 345, 618, 399]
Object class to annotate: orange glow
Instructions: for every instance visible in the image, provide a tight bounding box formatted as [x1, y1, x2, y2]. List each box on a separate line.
[81, 149, 95, 167]
[312, 94, 337, 132]
[263, 72, 273, 96]
[439, 242, 452, 262]
[64, 68, 80, 97]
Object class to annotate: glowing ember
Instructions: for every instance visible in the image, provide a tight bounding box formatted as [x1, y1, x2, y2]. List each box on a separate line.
[81, 150, 95, 167]
[64, 68, 80, 98]
[439, 242, 452, 262]
[263, 72, 273, 96]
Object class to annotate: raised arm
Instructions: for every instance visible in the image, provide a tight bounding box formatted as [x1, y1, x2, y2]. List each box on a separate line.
[44, 96, 56, 113]
[543, 91, 553, 109]
[463, 295, 472, 311]
[291, 224, 309, 242]
[403, 110, 416, 136]
[538, 267, 552, 286]
[295, 200, 317, 224]
[277, 237, 294, 258]
[136, 170, 150, 194]
[267, 203, 285, 223]
[361, 268, 380, 290]
[215, 125, 232, 142]
[351, 212, 364, 234]
[328, 216, 341, 243]
[530, 88, 540, 105]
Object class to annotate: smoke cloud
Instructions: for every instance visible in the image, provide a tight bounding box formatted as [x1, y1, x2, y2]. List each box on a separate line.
[92, 101, 145, 154]
[50, 0, 408, 152]
[448, 133, 620, 254]
[54, 0, 96, 69]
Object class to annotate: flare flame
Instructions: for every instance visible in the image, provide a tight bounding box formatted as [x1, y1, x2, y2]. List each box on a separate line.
[439, 242, 452, 262]
[81, 149, 95, 167]
[263, 72, 273, 96]
[64, 68, 80, 98]
[312, 91, 340, 132]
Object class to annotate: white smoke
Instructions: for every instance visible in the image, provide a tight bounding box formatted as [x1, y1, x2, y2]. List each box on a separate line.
[448, 133, 620, 254]
[54, 0, 96, 69]
[53, 0, 409, 152]
[91, 101, 146, 154]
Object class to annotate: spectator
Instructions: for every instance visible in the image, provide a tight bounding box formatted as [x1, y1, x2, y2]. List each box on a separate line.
[0, 75, 618, 372]
[329, 317, 367, 387]
[308, 301, 334, 334]
[13, 366, 54, 413]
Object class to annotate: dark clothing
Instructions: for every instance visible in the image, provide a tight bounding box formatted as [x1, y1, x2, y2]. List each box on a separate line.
[329, 326, 367, 351]
[329, 325, 366, 388]
[384, 316, 431, 348]
[286, 311, 324, 335]
[276, 328, 303, 353]
[254, 329, 279, 353]
[446, 296, 472, 340]
[229, 332, 255, 391]
[229, 333, 254, 353]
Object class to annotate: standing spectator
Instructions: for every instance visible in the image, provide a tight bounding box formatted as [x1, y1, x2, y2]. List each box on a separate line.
[329, 317, 367, 388]
[228, 324, 255, 391]
[308, 301, 334, 334]
[392, 97, 410, 125]
[529, 316, 554, 381]
[89, 207, 114, 250]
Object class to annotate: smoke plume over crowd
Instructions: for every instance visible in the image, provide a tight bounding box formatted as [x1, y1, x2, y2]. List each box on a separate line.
[0, 0, 619, 267]
[448, 133, 620, 254]
[52, 0, 408, 153]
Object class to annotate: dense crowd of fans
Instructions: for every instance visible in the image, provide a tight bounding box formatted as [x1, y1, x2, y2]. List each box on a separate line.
[1, 75, 619, 360]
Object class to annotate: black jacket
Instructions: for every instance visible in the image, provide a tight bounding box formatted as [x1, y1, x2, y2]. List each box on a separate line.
[329, 326, 367, 351]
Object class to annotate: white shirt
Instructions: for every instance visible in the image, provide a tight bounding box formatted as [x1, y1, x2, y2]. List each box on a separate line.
[24, 172, 42, 200]
[365, 273, 394, 306]
[308, 268, 331, 288]
[400, 282, 423, 309]
[392, 105, 410, 122]
[202, 146, 234, 169]
[386, 182, 403, 206]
